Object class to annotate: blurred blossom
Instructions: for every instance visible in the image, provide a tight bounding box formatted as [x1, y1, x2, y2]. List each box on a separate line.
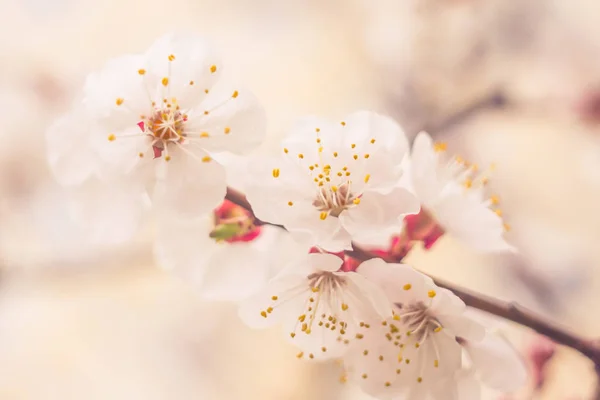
[155, 200, 305, 301]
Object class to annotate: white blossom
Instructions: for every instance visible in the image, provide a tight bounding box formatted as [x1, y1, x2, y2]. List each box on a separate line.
[245, 111, 420, 251]
[64, 33, 265, 219]
[406, 131, 514, 252]
[155, 203, 306, 302]
[238, 253, 393, 361]
[343, 258, 485, 399]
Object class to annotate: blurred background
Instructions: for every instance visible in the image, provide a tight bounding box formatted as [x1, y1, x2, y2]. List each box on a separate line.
[1, 0, 600, 398]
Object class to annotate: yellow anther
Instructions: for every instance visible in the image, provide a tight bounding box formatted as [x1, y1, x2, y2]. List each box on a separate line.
[393, 314, 400, 321]
[379, 355, 384, 361]
[290, 332, 296, 338]
[115, 98, 124, 106]
[341, 121, 346, 126]
[433, 142, 447, 152]
[503, 223, 511, 232]
[210, 65, 217, 73]
[301, 323, 308, 332]
[363, 350, 368, 355]
[385, 382, 391, 387]
[490, 194, 500, 205]
[417, 377, 423, 383]
[434, 359, 439, 368]
[464, 178, 473, 189]
[271, 296, 278, 301]
[189, 80, 194, 85]
[204, 89, 209, 94]
[138, 69, 146, 75]
[364, 154, 370, 159]
[356, 334, 364, 339]
[494, 209, 503, 217]
[428, 290, 436, 298]
[298, 153, 304, 159]
[333, 152, 338, 157]
[321, 347, 327, 352]
[353, 198, 361, 205]
[288, 201, 293, 206]
[224, 127, 231, 134]
[138, 152, 144, 158]
[283, 148, 289, 154]
[331, 185, 338, 193]
[200, 132, 210, 138]
[396, 369, 401, 375]
[204, 110, 209, 115]
[316, 138, 321, 143]
[397, 355, 403, 362]
[309, 353, 314, 359]
[353, 155, 358, 160]
[341, 303, 348, 311]
[266, 307, 273, 313]
[362, 374, 368, 379]
[320, 212, 328, 220]
[351, 143, 356, 149]
[272, 168, 280, 178]
[232, 90, 239, 98]
[405, 359, 411, 364]
[107, 134, 116, 141]
[364, 174, 370, 183]
[161, 77, 169, 86]
[298, 315, 306, 322]
[296, 352, 303, 358]
[403, 284, 412, 290]
[345, 172, 351, 176]
[201, 156, 211, 163]
[339, 375, 347, 383]
[260, 311, 267, 318]
[165, 155, 171, 162]
[168, 54, 175, 61]
[311, 287, 319, 292]
[415, 343, 420, 348]
[434, 327, 442, 333]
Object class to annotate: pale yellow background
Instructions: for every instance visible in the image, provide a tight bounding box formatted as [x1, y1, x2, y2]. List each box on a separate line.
[0, 0, 599, 399]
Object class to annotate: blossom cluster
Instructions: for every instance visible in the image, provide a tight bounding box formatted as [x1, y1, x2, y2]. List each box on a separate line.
[46, 34, 526, 399]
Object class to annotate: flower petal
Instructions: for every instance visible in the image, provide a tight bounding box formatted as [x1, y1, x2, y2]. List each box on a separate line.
[341, 187, 420, 245]
[463, 331, 528, 392]
[144, 33, 221, 106]
[357, 259, 433, 305]
[153, 146, 226, 219]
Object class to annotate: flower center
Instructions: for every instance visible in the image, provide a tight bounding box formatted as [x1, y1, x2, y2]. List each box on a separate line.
[312, 182, 357, 217]
[138, 99, 188, 158]
[398, 302, 442, 343]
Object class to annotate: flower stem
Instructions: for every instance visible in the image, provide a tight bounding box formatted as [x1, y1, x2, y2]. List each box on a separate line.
[224, 187, 600, 367]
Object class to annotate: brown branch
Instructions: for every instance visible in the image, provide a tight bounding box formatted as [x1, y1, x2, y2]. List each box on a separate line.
[225, 187, 600, 367]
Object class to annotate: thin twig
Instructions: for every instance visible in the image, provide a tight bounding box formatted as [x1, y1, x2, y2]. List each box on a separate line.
[225, 187, 600, 367]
